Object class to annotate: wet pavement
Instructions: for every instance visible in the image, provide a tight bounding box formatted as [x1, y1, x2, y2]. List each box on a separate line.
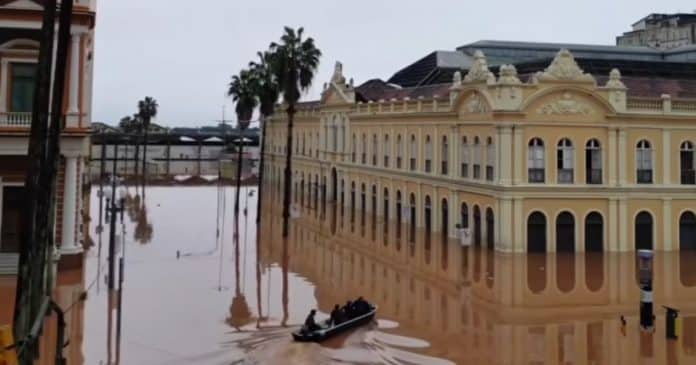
[22, 183, 696, 364]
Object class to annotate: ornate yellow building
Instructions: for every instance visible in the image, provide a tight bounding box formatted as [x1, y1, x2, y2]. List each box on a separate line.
[264, 45, 696, 253]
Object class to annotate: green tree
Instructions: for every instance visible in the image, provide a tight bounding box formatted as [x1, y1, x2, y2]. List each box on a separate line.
[269, 26, 321, 237]
[249, 51, 280, 224]
[228, 69, 259, 217]
[138, 96, 158, 182]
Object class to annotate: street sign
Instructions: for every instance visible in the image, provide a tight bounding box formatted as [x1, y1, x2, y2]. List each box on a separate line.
[0, 325, 18, 365]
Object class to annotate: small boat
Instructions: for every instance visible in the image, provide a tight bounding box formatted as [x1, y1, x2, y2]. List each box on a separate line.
[292, 305, 377, 342]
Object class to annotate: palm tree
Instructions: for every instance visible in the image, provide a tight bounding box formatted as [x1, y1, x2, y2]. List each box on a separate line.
[228, 69, 259, 218]
[249, 51, 280, 224]
[269, 26, 321, 237]
[138, 97, 158, 184]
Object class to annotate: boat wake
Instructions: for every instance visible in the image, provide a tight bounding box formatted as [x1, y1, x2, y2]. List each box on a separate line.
[221, 319, 455, 365]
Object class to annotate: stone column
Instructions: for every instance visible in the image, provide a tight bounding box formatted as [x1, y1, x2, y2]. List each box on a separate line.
[68, 33, 81, 115]
[499, 124, 513, 185]
[662, 129, 672, 185]
[663, 198, 673, 251]
[513, 197, 524, 252]
[512, 126, 523, 185]
[608, 198, 618, 252]
[499, 196, 513, 252]
[608, 128, 617, 186]
[61, 155, 82, 254]
[618, 129, 627, 186]
[618, 198, 628, 252]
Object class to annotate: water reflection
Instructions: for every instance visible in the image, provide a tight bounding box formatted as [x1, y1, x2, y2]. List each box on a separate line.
[259, 186, 696, 365]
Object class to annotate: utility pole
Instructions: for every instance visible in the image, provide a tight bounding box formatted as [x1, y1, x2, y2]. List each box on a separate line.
[107, 143, 124, 290]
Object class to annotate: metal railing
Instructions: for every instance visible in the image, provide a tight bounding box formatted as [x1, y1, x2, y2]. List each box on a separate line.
[637, 169, 653, 184]
[586, 169, 602, 184]
[528, 168, 545, 183]
[557, 169, 574, 184]
[681, 169, 696, 185]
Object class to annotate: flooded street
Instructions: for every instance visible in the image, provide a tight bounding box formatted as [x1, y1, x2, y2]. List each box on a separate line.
[76, 183, 696, 364]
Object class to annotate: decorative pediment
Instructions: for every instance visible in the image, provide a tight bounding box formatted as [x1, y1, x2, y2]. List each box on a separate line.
[536, 92, 593, 115]
[320, 61, 355, 105]
[464, 50, 495, 84]
[459, 92, 491, 114]
[536, 49, 595, 83]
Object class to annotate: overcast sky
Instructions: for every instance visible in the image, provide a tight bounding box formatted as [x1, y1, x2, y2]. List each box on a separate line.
[93, 0, 696, 127]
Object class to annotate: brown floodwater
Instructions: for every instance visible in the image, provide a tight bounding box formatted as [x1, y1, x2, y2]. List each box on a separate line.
[67, 184, 696, 364]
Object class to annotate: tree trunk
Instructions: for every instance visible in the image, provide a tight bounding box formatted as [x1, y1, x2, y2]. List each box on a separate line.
[234, 127, 244, 218]
[256, 115, 267, 223]
[281, 104, 295, 237]
[13, 0, 56, 348]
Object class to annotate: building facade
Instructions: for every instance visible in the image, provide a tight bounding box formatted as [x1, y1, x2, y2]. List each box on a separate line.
[0, 0, 96, 272]
[264, 48, 696, 253]
[617, 13, 696, 49]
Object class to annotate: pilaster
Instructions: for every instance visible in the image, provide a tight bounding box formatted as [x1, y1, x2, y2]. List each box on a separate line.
[618, 198, 628, 251]
[663, 198, 673, 250]
[60, 154, 82, 254]
[608, 198, 618, 252]
[513, 197, 524, 252]
[499, 197, 513, 252]
[512, 126, 523, 185]
[498, 124, 513, 185]
[608, 128, 617, 186]
[662, 129, 672, 185]
[618, 128, 627, 186]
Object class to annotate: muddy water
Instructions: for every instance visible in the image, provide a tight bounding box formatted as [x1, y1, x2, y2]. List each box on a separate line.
[79, 184, 696, 364]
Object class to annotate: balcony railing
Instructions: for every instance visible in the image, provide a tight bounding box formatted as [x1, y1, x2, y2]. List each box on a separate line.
[637, 169, 653, 184]
[528, 168, 545, 183]
[586, 169, 602, 184]
[0, 112, 32, 127]
[557, 169, 574, 184]
[461, 163, 468, 178]
[681, 169, 696, 185]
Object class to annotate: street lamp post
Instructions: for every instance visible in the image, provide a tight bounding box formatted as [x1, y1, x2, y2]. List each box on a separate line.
[234, 119, 251, 220]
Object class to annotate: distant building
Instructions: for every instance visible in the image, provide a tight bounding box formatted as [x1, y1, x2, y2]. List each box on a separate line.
[617, 13, 696, 49]
[90, 123, 261, 177]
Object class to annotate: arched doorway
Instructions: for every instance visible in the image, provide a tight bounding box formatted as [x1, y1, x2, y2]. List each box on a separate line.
[300, 176, 305, 207]
[424, 195, 432, 264]
[383, 188, 390, 242]
[585, 212, 603, 252]
[441, 199, 449, 270]
[331, 168, 337, 203]
[396, 190, 402, 246]
[680, 211, 696, 250]
[635, 211, 653, 250]
[556, 211, 575, 252]
[360, 183, 366, 233]
[350, 182, 356, 226]
[527, 212, 546, 253]
[473, 205, 481, 246]
[486, 208, 494, 250]
[371, 185, 377, 241]
[409, 193, 416, 256]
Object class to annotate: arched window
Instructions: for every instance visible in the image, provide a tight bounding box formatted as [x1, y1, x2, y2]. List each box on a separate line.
[557, 138, 574, 184]
[636, 140, 653, 184]
[350, 181, 356, 225]
[371, 184, 377, 240]
[425, 135, 433, 173]
[460, 136, 469, 178]
[396, 190, 403, 243]
[441, 198, 449, 270]
[360, 133, 367, 165]
[585, 212, 603, 252]
[410, 134, 417, 171]
[351, 134, 356, 162]
[486, 137, 495, 181]
[586, 139, 602, 184]
[556, 211, 575, 252]
[473, 205, 481, 246]
[384, 134, 390, 168]
[372, 134, 378, 166]
[681, 141, 695, 184]
[485, 208, 494, 249]
[396, 134, 403, 169]
[680, 211, 696, 250]
[360, 183, 367, 230]
[528, 138, 545, 183]
[441, 135, 449, 175]
[473, 137, 482, 179]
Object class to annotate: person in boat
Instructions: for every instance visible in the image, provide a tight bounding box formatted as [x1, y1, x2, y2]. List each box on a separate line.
[352, 296, 371, 316]
[341, 300, 353, 319]
[329, 304, 343, 326]
[303, 309, 320, 332]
